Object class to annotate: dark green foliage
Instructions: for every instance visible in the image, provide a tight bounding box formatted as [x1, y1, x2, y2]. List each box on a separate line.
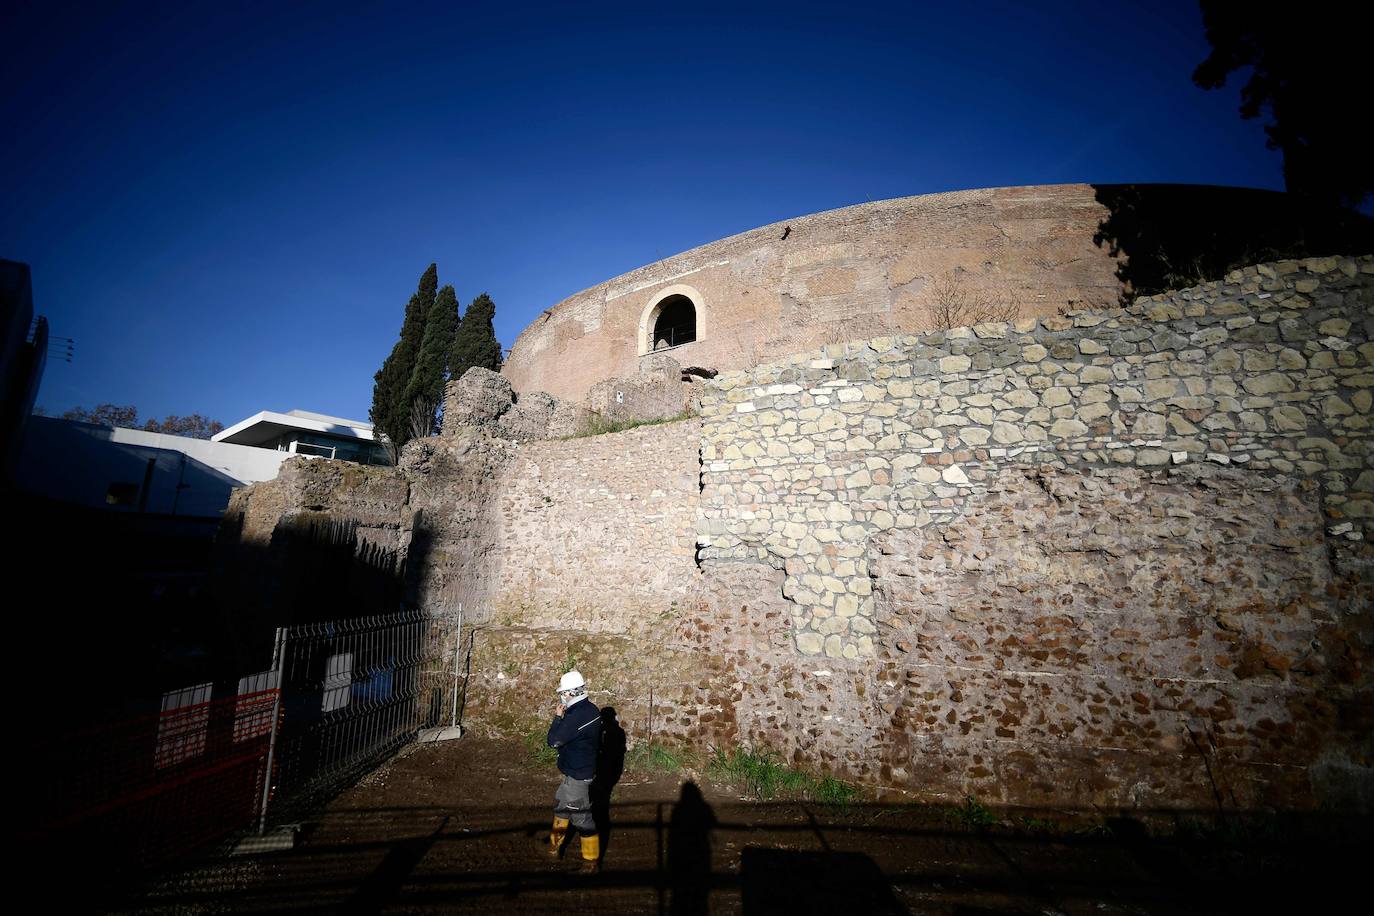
[1091, 184, 1374, 301]
[449, 292, 503, 382]
[403, 284, 461, 435]
[706, 746, 858, 805]
[1193, 2, 1372, 209]
[370, 263, 438, 453]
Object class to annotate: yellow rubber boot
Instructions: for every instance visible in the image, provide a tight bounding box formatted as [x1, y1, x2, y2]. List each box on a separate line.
[549, 816, 569, 854]
[579, 832, 601, 872]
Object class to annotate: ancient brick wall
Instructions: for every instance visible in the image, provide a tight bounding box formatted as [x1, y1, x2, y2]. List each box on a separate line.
[486, 418, 702, 634]
[504, 185, 1128, 403]
[501, 184, 1370, 407]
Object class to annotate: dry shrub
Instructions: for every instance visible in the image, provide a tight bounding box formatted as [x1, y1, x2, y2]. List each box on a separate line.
[923, 273, 1018, 330]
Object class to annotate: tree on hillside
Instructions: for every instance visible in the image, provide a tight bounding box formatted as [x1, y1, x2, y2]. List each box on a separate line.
[60, 404, 223, 438]
[64, 403, 139, 427]
[449, 292, 503, 381]
[370, 263, 438, 458]
[403, 283, 461, 437]
[1193, 1, 1372, 209]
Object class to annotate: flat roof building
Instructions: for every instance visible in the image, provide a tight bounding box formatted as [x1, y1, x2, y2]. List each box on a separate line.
[213, 409, 389, 466]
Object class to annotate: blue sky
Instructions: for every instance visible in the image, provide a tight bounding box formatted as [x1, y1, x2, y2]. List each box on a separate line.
[2, 1, 1283, 426]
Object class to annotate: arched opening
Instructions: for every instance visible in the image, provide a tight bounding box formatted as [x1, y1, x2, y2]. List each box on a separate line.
[650, 295, 697, 350]
[637, 285, 705, 356]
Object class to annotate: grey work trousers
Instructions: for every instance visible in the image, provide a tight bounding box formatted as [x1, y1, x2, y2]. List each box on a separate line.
[554, 774, 596, 833]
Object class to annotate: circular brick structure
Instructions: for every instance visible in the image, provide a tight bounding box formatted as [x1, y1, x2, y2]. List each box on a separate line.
[503, 183, 1366, 404]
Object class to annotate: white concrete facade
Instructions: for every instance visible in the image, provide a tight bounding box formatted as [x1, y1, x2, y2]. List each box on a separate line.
[213, 409, 387, 464]
[16, 417, 294, 516]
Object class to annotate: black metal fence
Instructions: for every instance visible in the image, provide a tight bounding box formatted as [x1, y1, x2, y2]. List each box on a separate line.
[25, 608, 449, 879]
[266, 609, 435, 825]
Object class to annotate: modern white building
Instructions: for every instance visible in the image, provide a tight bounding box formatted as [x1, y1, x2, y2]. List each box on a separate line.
[16, 409, 387, 517]
[212, 409, 389, 466]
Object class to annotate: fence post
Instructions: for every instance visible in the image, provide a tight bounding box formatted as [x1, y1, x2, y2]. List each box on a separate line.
[451, 605, 463, 730]
[256, 626, 288, 836]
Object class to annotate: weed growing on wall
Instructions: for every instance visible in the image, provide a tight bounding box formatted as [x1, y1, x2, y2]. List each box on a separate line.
[949, 795, 996, 830]
[566, 409, 697, 440]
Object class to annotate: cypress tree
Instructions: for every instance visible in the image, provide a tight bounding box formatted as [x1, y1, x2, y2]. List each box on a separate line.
[370, 263, 438, 455]
[450, 292, 503, 381]
[403, 283, 461, 436]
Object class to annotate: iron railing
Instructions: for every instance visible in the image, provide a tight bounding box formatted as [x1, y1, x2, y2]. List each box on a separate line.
[27, 609, 450, 874]
[267, 609, 433, 823]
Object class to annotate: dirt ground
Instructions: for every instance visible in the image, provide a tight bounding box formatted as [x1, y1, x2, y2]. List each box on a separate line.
[114, 736, 1366, 915]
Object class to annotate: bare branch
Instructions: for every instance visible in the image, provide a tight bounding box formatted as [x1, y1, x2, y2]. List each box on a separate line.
[923, 273, 1018, 330]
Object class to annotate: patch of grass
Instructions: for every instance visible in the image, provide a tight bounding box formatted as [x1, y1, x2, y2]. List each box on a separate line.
[813, 775, 859, 807]
[1017, 815, 1056, 834]
[522, 723, 558, 768]
[949, 795, 996, 830]
[565, 410, 696, 440]
[706, 747, 857, 806]
[625, 742, 687, 774]
[1071, 822, 1113, 839]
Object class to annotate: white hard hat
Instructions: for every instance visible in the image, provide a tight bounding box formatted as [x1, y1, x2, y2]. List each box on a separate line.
[558, 670, 586, 692]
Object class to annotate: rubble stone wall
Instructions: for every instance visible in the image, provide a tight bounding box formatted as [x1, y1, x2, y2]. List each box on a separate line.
[698, 255, 1372, 659]
[658, 254, 1372, 809]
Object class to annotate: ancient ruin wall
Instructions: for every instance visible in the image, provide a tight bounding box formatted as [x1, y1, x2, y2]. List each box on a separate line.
[698, 255, 1372, 658]
[220, 255, 1372, 811]
[503, 185, 1127, 404]
[682, 254, 1371, 809]
[486, 418, 702, 633]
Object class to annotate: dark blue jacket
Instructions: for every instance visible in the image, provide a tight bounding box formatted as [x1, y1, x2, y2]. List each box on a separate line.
[547, 698, 601, 779]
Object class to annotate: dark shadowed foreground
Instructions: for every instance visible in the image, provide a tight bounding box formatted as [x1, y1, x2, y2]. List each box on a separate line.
[109, 737, 1366, 915]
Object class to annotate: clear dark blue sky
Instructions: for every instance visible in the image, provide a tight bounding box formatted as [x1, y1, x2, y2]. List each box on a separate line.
[2, 0, 1280, 426]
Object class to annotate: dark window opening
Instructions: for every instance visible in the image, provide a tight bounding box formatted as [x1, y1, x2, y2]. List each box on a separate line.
[652, 295, 697, 350]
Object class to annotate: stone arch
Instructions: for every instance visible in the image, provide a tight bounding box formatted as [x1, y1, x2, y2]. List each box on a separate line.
[638, 284, 705, 356]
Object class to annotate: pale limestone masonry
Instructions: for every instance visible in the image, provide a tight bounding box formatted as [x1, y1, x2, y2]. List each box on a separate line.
[698, 256, 1373, 658]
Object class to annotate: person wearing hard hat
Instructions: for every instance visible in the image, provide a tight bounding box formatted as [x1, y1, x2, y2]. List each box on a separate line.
[543, 669, 602, 869]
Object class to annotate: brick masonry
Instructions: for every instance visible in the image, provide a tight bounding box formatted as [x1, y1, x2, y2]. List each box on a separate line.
[503, 185, 1129, 403]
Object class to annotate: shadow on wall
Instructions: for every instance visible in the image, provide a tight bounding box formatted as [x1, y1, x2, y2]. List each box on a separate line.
[12, 497, 426, 737]
[15, 417, 250, 515]
[16, 496, 435, 892]
[1091, 184, 1374, 300]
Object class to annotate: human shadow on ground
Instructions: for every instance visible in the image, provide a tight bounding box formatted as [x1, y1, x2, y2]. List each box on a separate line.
[112, 798, 1373, 914]
[667, 781, 716, 916]
[592, 706, 627, 855]
[344, 815, 450, 914]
